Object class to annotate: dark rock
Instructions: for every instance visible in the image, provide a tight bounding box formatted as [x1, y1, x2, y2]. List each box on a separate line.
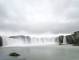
[71, 31, 79, 46]
[58, 35, 64, 45]
[0, 36, 3, 46]
[9, 35, 25, 39]
[66, 35, 73, 44]
[9, 52, 20, 57]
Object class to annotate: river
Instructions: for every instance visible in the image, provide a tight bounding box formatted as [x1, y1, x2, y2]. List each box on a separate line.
[0, 45, 79, 60]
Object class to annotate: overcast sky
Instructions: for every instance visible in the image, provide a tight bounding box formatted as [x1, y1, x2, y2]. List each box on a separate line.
[0, 0, 79, 34]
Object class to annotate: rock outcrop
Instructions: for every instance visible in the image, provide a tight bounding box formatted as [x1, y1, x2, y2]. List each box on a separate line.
[0, 36, 3, 46]
[58, 35, 64, 45]
[57, 31, 79, 46]
[63, 31, 79, 46]
[66, 35, 73, 44]
[71, 31, 79, 46]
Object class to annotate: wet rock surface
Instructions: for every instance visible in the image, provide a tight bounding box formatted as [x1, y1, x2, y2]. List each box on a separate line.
[71, 31, 79, 46]
[0, 36, 3, 46]
[57, 31, 79, 46]
[58, 35, 64, 45]
[66, 35, 73, 44]
[9, 52, 20, 57]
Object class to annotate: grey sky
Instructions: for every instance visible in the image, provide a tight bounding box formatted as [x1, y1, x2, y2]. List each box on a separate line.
[0, 0, 79, 34]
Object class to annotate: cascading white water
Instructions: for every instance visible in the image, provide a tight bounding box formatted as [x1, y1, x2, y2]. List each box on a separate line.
[31, 37, 56, 45]
[63, 36, 67, 44]
[3, 37, 25, 47]
[2, 35, 58, 47]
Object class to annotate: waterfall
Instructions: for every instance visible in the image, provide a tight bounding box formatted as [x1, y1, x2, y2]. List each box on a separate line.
[2, 35, 58, 47]
[63, 36, 67, 44]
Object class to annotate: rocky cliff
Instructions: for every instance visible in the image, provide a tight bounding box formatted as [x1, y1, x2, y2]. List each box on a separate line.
[57, 31, 79, 46]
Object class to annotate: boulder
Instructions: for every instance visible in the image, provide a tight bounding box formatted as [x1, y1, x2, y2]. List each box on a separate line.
[9, 52, 20, 57]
